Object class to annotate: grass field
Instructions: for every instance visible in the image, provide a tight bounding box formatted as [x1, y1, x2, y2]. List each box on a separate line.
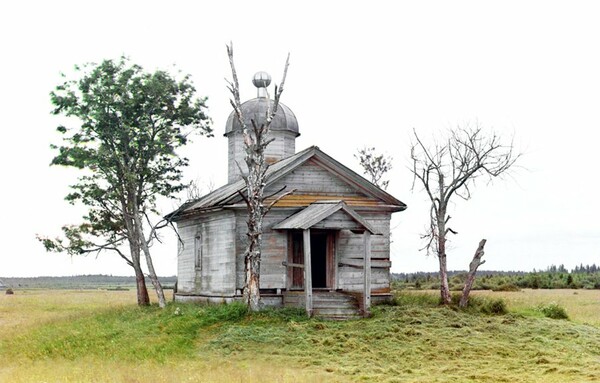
[471, 289, 600, 326]
[1, 289, 599, 382]
[410, 288, 600, 326]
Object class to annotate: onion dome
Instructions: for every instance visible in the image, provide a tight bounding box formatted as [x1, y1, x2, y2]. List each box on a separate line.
[224, 72, 299, 137]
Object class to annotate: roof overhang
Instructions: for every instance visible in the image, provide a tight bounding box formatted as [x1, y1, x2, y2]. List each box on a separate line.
[273, 200, 379, 234]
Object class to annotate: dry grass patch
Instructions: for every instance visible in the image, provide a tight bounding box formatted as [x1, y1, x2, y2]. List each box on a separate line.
[0, 289, 139, 339]
[470, 289, 600, 326]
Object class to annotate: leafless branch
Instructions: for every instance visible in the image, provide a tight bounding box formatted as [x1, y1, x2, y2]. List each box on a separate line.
[409, 123, 521, 304]
[264, 188, 297, 215]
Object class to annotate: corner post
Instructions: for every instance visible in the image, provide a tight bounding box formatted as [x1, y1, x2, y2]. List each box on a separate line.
[363, 231, 371, 316]
[303, 229, 313, 317]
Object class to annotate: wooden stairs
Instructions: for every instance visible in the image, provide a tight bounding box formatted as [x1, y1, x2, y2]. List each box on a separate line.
[283, 290, 362, 320]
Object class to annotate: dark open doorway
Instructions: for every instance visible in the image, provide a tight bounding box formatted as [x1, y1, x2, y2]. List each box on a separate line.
[310, 232, 328, 288]
[288, 230, 335, 290]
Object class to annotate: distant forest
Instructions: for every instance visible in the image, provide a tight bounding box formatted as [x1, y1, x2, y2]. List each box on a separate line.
[2, 264, 599, 291]
[393, 264, 600, 291]
[0, 275, 177, 290]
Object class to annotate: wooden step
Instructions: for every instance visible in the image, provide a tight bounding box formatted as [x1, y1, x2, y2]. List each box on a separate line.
[283, 290, 362, 319]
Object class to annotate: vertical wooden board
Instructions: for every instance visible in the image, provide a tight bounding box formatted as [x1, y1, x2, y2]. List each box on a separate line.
[257, 212, 292, 289]
[334, 213, 393, 292]
[363, 232, 371, 313]
[234, 211, 247, 290]
[176, 211, 237, 296]
[203, 212, 236, 295]
[175, 222, 197, 293]
[303, 229, 313, 317]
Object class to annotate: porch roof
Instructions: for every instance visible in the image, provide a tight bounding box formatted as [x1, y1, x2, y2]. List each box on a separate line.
[273, 200, 379, 234]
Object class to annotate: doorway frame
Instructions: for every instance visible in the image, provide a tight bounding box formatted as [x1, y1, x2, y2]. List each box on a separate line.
[287, 230, 336, 291]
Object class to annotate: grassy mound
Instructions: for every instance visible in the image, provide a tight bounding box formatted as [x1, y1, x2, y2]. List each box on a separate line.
[1, 291, 599, 382]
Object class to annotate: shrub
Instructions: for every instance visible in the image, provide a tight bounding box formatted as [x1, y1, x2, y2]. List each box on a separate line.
[456, 294, 508, 315]
[537, 303, 569, 320]
[493, 283, 521, 292]
[480, 299, 508, 315]
[472, 282, 494, 290]
[450, 293, 462, 306]
[5, 288, 14, 295]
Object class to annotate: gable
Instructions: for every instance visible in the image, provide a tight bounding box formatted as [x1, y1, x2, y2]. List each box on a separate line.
[264, 158, 383, 208]
[273, 200, 379, 234]
[167, 146, 406, 221]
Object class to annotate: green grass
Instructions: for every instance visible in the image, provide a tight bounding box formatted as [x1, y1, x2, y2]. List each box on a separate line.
[1, 290, 600, 382]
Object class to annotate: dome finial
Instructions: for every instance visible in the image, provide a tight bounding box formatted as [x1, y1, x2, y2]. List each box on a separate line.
[252, 71, 271, 98]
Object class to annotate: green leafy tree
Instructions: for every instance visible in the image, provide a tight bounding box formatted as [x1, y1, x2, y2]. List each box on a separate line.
[355, 147, 393, 190]
[38, 57, 212, 307]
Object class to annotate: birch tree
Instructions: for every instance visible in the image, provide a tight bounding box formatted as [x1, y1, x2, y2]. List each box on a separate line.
[410, 124, 520, 305]
[38, 57, 212, 307]
[225, 43, 290, 311]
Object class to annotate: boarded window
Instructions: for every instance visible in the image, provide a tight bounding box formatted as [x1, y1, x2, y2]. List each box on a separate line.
[194, 233, 202, 270]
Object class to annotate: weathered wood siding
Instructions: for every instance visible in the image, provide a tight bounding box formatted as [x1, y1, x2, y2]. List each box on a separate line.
[235, 210, 292, 290]
[228, 130, 296, 183]
[176, 211, 236, 295]
[312, 210, 365, 231]
[267, 158, 368, 196]
[336, 212, 391, 293]
[260, 162, 392, 293]
[233, 209, 392, 294]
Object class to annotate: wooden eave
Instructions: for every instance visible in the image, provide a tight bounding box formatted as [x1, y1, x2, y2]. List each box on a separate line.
[273, 200, 379, 234]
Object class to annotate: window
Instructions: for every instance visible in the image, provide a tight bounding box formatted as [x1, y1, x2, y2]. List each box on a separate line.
[194, 233, 202, 270]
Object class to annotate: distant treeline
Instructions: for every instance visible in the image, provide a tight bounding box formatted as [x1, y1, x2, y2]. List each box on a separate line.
[0, 275, 177, 289]
[392, 264, 600, 291]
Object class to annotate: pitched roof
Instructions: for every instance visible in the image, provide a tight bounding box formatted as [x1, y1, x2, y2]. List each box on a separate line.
[273, 200, 379, 234]
[167, 146, 406, 221]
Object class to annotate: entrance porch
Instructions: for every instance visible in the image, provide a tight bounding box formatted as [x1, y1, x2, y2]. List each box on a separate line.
[275, 200, 378, 318]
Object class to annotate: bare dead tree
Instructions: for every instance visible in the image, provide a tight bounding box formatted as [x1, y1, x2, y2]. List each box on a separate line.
[226, 43, 292, 311]
[355, 147, 393, 190]
[186, 178, 215, 202]
[460, 239, 486, 307]
[410, 123, 520, 305]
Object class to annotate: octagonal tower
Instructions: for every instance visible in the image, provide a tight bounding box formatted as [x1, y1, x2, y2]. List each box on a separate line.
[224, 72, 300, 183]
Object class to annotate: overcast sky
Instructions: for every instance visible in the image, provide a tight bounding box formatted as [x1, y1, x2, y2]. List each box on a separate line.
[1, 1, 599, 277]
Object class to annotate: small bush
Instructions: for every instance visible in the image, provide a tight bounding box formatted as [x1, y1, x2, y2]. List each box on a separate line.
[450, 293, 462, 306]
[493, 283, 521, 292]
[456, 294, 508, 315]
[5, 288, 14, 295]
[537, 303, 569, 320]
[480, 299, 508, 315]
[472, 282, 494, 290]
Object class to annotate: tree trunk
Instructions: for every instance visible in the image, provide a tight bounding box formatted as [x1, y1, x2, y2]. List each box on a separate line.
[131, 194, 166, 308]
[438, 253, 451, 305]
[135, 216, 167, 308]
[134, 264, 150, 306]
[128, 235, 149, 306]
[437, 207, 451, 305]
[243, 164, 263, 311]
[227, 45, 289, 312]
[459, 239, 487, 308]
[246, 250, 261, 311]
[122, 199, 150, 306]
